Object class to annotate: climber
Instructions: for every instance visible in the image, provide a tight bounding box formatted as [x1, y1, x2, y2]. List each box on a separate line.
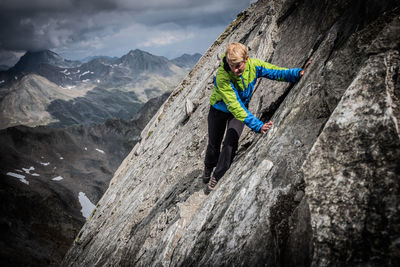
[203, 42, 311, 194]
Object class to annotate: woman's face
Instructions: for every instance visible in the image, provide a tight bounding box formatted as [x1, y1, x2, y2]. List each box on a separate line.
[228, 57, 248, 76]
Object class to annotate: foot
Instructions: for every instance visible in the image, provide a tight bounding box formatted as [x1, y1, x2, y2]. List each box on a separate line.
[203, 166, 213, 184]
[204, 176, 218, 195]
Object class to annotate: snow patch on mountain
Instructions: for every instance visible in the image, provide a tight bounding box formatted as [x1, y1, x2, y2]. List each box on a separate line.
[7, 172, 29, 185]
[52, 176, 63, 181]
[78, 192, 96, 220]
[95, 148, 105, 154]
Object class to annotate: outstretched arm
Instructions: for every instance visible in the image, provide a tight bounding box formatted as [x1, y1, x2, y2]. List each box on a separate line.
[258, 58, 312, 134]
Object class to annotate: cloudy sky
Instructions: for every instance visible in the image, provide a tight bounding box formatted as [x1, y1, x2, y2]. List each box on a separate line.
[0, 0, 256, 67]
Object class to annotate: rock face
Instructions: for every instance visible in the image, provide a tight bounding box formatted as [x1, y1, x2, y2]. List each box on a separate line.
[302, 51, 400, 265]
[63, 0, 400, 266]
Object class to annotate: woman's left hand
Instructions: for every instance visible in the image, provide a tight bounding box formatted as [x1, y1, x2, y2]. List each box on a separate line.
[260, 121, 273, 134]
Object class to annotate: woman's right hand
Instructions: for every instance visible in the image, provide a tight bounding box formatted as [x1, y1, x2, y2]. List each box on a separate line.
[299, 58, 312, 77]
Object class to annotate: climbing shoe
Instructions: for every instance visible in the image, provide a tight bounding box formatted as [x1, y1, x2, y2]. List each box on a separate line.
[204, 176, 218, 195]
[203, 166, 213, 184]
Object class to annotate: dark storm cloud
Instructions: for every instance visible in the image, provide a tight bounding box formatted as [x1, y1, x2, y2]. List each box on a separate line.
[0, 0, 119, 51]
[0, 0, 251, 65]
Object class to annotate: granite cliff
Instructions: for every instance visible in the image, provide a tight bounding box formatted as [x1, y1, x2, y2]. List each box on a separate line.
[64, 0, 400, 266]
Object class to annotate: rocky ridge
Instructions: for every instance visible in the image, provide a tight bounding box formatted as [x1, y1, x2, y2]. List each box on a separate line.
[63, 0, 400, 266]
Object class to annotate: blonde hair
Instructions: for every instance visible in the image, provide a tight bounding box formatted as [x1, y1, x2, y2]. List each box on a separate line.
[226, 43, 248, 63]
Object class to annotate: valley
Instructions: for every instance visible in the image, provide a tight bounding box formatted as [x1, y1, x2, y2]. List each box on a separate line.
[0, 49, 200, 265]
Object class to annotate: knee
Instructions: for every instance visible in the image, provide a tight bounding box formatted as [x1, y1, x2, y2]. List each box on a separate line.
[208, 142, 221, 150]
[223, 128, 240, 148]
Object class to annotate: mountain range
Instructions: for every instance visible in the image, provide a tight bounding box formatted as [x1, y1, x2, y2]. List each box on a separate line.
[0, 49, 201, 129]
[0, 49, 200, 265]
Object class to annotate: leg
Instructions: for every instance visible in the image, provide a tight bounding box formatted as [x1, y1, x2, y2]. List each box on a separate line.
[213, 117, 244, 181]
[204, 106, 229, 169]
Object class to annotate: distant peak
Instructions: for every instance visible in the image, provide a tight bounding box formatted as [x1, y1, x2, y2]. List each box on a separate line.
[25, 50, 60, 58]
[171, 53, 202, 68]
[19, 50, 63, 65]
[122, 49, 163, 61]
[10, 49, 78, 73]
[128, 49, 146, 55]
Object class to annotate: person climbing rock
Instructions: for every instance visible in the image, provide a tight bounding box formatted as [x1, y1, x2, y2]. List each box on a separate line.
[203, 42, 311, 194]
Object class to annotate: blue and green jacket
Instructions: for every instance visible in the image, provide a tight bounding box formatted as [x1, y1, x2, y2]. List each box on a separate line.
[210, 56, 302, 132]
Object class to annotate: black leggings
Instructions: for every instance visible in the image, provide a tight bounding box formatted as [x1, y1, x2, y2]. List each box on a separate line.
[204, 106, 244, 181]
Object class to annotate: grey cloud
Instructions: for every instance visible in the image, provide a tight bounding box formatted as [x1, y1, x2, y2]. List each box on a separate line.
[133, 3, 247, 27]
[0, 0, 246, 19]
[0, 50, 23, 67]
[0, 0, 251, 64]
[0, 0, 116, 13]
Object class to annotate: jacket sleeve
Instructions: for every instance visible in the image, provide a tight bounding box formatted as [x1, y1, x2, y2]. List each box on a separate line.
[215, 73, 264, 132]
[252, 58, 302, 82]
